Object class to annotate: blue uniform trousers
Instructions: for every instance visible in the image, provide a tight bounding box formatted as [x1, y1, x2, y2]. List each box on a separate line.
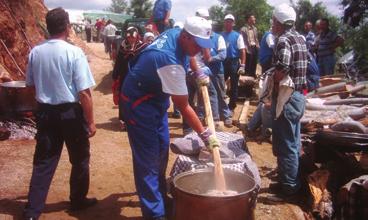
[271, 91, 305, 195]
[209, 73, 232, 120]
[121, 85, 169, 219]
[223, 58, 240, 110]
[24, 103, 90, 219]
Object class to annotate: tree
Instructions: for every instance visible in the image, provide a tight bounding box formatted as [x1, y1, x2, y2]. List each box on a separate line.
[106, 0, 128, 14]
[209, 5, 225, 23]
[341, 0, 368, 74]
[128, 0, 153, 18]
[219, 0, 273, 34]
[290, 0, 339, 34]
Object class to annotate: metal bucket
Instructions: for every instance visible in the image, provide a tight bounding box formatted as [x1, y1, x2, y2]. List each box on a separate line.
[0, 81, 37, 113]
[173, 168, 256, 220]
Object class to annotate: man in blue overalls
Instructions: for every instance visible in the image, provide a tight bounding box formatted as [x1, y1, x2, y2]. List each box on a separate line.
[221, 14, 246, 110]
[120, 16, 220, 220]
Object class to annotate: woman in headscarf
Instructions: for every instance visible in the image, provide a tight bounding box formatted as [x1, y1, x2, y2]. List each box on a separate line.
[112, 27, 148, 130]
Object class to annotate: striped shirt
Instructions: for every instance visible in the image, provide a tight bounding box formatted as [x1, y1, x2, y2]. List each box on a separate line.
[316, 30, 338, 58]
[274, 28, 308, 91]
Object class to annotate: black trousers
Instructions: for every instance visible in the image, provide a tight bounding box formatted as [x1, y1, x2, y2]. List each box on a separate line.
[86, 28, 91, 42]
[224, 58, 240, 110]
[246, 46, 259, 77]
[24, 103, 90, 219]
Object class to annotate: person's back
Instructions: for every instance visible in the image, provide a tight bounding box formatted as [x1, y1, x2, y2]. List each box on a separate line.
[28, 39, 93, 104]
[24, 8, 96, 220]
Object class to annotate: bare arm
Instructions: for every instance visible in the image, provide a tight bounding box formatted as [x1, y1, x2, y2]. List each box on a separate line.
[189, 56, 199, 72]
[240, 48, 246, 65]
[171, 95, 205, 134]
[79, 88, 96, 137]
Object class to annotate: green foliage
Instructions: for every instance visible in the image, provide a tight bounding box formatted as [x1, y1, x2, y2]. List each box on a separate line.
[209, 0, 273, 34]
[290, 0, 339, 34]
[106, 0, 128, 13]
[128, 0, 153, 18]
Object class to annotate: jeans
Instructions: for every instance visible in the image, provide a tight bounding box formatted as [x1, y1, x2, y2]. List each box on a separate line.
[317, 54, 336, 76]
[224, 58, 240, 110]
[271, 91, 305, 195]
[247, 103, 272, 136]
[24, 103, 90, 219]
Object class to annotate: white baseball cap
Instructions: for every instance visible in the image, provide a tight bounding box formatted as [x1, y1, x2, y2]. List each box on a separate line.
[273, 3, 296, 25]
[196, 8, 209, 18]
[174, 21, 184, 29]
[224, 14, 235, 21]
[143, 32, 155, 41]
[184, 16, 213, 48]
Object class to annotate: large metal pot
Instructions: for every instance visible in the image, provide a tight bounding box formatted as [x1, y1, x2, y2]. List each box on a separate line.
[173, 168, 257, 220]
[0, 81, 37, 113]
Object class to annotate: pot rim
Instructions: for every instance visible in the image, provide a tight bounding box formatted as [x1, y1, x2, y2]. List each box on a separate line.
[173, 168, 257, 198]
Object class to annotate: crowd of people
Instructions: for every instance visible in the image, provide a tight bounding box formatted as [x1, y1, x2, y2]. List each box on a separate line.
[22, 0, 346, 219]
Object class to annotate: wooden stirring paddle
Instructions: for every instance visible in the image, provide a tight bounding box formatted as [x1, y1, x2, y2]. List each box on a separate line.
[200, 85, 227, 191]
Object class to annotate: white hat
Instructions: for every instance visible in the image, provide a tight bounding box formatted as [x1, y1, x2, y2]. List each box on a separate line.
[143, 32, 155, 41]
[174, 21, 184, 29]
[184, 16, 213, 48]
[273, 3, 296, 25]
[224, 14, 235, 21]
[196, 8, 209, 18]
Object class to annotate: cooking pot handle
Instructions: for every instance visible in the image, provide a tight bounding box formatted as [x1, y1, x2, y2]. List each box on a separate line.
[190, 164, 208, 171]
[249, 188, 258, 209]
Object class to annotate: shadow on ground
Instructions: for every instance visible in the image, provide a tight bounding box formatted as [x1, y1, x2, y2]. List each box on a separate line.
[0, 193, 142, 220]
[94, 71, 113, 95]
[96, 116, 122, 132]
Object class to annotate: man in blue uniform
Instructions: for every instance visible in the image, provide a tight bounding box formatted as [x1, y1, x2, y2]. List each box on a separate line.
[221, 14, 246, 110]
[120, 16, 220, 220]
[152, 0, 172, 33]
[24, 8, 96, 219]
[206, 31, 233, 127]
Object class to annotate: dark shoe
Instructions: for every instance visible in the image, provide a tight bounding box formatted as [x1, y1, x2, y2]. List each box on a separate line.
[268, 182, 283, 194]
[23, 217, 38, 220]
[70, 197, 97, 211]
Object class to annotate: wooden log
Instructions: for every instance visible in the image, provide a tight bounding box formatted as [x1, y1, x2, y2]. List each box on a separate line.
[238, 100, 250, 130]
[324, 98, 368, 105]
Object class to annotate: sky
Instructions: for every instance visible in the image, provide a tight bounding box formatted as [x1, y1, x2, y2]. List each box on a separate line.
[44, 0, 344, 22]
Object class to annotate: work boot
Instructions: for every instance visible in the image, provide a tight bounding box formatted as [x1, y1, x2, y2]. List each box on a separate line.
[70, 197, 97, 211]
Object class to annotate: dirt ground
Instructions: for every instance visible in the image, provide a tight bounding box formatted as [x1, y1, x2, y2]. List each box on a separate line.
[0, 43, 307, 220]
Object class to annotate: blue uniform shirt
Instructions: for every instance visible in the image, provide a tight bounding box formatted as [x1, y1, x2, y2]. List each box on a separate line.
[153, 0, 172, 21]
[221, 30, 245, 59]
[26, 39, 95, 105]
[259, 31, 274, 65]
[208, 32, 227, 74]
[123, 28, 188, 101]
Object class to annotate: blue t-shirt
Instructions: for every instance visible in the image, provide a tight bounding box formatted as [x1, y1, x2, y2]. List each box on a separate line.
[26, 39, 95, 105]
[259, 31, 274, 65]
[153, 0, 172, 21]
[221, 30, 243, 59]
[208, 32, 226, 74]
[123, 28, 189, 102]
